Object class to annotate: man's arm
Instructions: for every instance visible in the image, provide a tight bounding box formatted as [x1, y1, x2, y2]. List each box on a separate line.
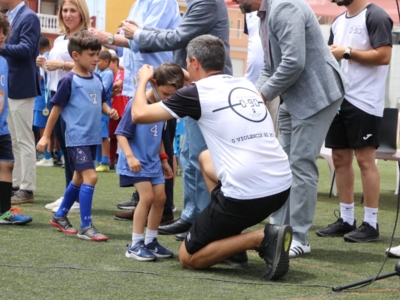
[259, 2, 307, 102]
[330, 45, 391, 66]
[131, 65, 174, 124]
[0, 14, 40, 58]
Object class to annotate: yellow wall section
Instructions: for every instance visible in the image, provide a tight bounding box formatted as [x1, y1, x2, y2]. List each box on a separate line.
[105, 0, 136, 33]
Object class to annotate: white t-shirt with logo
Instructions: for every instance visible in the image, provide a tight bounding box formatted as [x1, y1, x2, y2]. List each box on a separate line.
[329, 4, 392, 117]
[161, 74, 292, 200]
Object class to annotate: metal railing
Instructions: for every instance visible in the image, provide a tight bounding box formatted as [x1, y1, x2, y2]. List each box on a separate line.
[37, 13, 58, 34]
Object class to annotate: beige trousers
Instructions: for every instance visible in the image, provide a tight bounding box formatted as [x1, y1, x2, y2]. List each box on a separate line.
[267, 96, 280, 137]
[7, 97, 36, 190]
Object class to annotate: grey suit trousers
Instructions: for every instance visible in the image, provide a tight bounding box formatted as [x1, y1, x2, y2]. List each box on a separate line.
[270, 98, 343, 244]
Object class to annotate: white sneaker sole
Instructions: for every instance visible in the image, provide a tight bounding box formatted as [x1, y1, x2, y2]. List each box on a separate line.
[125, 251, 157, 261]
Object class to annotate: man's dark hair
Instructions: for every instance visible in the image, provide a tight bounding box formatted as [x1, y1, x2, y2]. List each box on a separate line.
[0, 12, 10, 37]
[39, 34, 50, 49]
[154, 62, 184, 89]
[99, 50, 112, 63]
[186, 34, 225, 72]
[68, 31, 101, 56]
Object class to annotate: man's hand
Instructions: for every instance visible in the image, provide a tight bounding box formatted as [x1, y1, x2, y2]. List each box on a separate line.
[109, 108, 119, 120]
[330, 45, 346, 61]
[36, 55, 46, 68]
[162, 160, 173, 179]
[182, 69, 191, 85]
[88, 27, 109, 44]
[259, 91, 268, 104]
[127, 155, 141, 173]
[122, 20, 139, 40]
[137, 64, 154, 82]
[37, 136, 51, 154]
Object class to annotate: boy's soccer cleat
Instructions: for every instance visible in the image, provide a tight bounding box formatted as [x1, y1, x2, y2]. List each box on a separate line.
[50, 216, 78, 234]
[126, 241, 157, 261]
[77, 223, 108, 241]
[145, 238, 174, 258]
[96, 164, 110, 172]
[0, 207, 32, 225]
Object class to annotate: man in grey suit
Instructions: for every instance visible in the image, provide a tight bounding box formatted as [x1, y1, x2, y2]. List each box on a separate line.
[234, 0, 350, 257]
[120, 0, 233, 240]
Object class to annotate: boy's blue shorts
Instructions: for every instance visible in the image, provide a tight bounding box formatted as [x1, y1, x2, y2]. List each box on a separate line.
[0, 134, 14, 162]
[66, 145, 96, 171]
[33, 109, 50, 128]
[101, 120, 109, 138]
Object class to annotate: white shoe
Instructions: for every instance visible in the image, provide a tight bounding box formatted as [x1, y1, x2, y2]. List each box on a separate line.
[45, 197, 63, 210]
[289, 239, 311, 258]
[52, 201, 80, 213]
[36, 157, 54, 167]
[386, 245, 400, 258]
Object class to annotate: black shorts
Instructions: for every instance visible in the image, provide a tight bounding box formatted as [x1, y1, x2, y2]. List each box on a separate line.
[325, 99, 382, 149]
[184, 184, 290, 255]
[0, 134, 14, 162]
[66, 145, 96, 171]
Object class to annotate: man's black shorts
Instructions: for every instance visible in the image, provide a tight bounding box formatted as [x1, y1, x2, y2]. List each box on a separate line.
[0, 134, 14, 162]
[184, 184, 290, 255]
[325, 99, 382, 149]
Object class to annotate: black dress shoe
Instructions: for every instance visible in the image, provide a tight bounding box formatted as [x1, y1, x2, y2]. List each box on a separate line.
[175, 232, 188, 241]
[158, 218, 192, 235]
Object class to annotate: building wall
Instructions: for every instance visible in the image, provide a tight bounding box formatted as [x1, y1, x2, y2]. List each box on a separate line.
[105, 0, 135, 33]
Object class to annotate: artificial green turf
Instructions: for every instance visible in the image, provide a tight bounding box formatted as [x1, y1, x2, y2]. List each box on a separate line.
[1, 159, 399, 299]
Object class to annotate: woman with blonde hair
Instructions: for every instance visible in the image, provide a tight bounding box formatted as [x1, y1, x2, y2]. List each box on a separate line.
[36, 0, 91, 212]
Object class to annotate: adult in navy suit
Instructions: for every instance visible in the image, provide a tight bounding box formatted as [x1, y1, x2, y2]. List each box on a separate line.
[0, 0, 40, 204]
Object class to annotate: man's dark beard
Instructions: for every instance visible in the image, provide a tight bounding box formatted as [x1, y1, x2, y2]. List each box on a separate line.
[331, 0, 354, 6]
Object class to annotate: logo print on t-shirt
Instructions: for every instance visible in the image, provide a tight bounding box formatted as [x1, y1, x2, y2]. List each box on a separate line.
[212, 87, 268, 122]
[76, 148, 89, 164]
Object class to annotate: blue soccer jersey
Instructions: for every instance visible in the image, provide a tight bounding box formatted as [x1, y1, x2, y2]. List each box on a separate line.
[51, 72, 107, 147]
[0, 56, 9, 136]
[116, 99, 164, 178]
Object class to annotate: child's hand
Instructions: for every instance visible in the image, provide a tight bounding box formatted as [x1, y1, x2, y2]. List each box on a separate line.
[109, 108, 119, 120]
[127, 156, 141, 173]
[137, 64, 154, 83]
[37, 137, 50, 154]
[161, 160, 173, 179]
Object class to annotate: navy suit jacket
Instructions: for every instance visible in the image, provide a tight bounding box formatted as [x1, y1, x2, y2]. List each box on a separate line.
[0, 5, 41, 99]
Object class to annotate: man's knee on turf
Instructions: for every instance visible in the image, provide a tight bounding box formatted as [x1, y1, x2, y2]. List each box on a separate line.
[178, 242, 204, 270]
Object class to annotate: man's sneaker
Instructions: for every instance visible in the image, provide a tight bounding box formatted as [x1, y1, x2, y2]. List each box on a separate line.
[96, 164, 110, 172]
[257, 224, 292, 280]
[126, 241, 157, 261]
[52, 201, 80, 213]
[36, 157, 54, 167]
[386, 245, 400, 258]
[117, 191, 139, 210]
[316, 218, 357, 237]
[114, 209, 134, 221]
[289, 239, 311, 258]
[145, 238, 174, 258]
[77, 223, 108, 241]
[50, 216, 78, 234]
[45, 197, 63, 210]
[56, 156, 65, 166]
[343, 222, 380, 243]
[11, 189, 34, 204]
[222, 251, 249, 268]
[0, 207, 32, 225]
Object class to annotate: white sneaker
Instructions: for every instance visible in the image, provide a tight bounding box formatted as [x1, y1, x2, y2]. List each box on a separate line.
[36, 157, 54, 167]
[386, 244, 400, 258]
[45, 197, 63, 210]
[52, 201, 80, 213]
[289, 239, 311, 258]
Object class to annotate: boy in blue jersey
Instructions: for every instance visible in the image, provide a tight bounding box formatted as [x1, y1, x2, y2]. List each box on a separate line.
[0, 13, 32, 225]
[117, 62, 183, 261]
[37, 31, 118, 241]
[95, 50, 114, 172]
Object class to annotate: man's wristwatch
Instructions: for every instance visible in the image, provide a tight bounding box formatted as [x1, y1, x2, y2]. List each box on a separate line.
[343, 47, 352, 60]
[107, 34, 114, 45]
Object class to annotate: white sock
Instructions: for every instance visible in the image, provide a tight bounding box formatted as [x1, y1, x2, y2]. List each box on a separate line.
[364, 206, 378, 229]
[132, 233, 144, 246]
[340, 202, 354, 225]
[145, 229, 158, 245]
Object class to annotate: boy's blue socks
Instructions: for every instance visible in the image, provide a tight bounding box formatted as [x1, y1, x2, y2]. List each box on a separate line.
[55, 183, 80, 217]
[79, 183, 94, 228]
[95, 145, 102, 163]
[44, 148, 52, 160]
[101, 156, 109, 166]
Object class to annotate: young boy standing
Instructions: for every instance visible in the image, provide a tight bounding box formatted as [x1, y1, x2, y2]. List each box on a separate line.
[95, 50, 114, 172]
[37, 31, 118, 241]
[0, 13, 32, 225]
[116, 63, 183, 261]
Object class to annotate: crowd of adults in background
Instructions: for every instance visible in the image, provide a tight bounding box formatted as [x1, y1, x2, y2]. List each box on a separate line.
[1, 0, 400, 279]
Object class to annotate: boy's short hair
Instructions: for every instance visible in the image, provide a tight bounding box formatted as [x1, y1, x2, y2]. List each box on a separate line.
[0, 12, 10, 37]
[99, 50, 112, 63]
[111, 54, 119, 67]
[68, 31, 102, 56]
[39, 34, 50, 49]
[154, 62, 184, 89]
